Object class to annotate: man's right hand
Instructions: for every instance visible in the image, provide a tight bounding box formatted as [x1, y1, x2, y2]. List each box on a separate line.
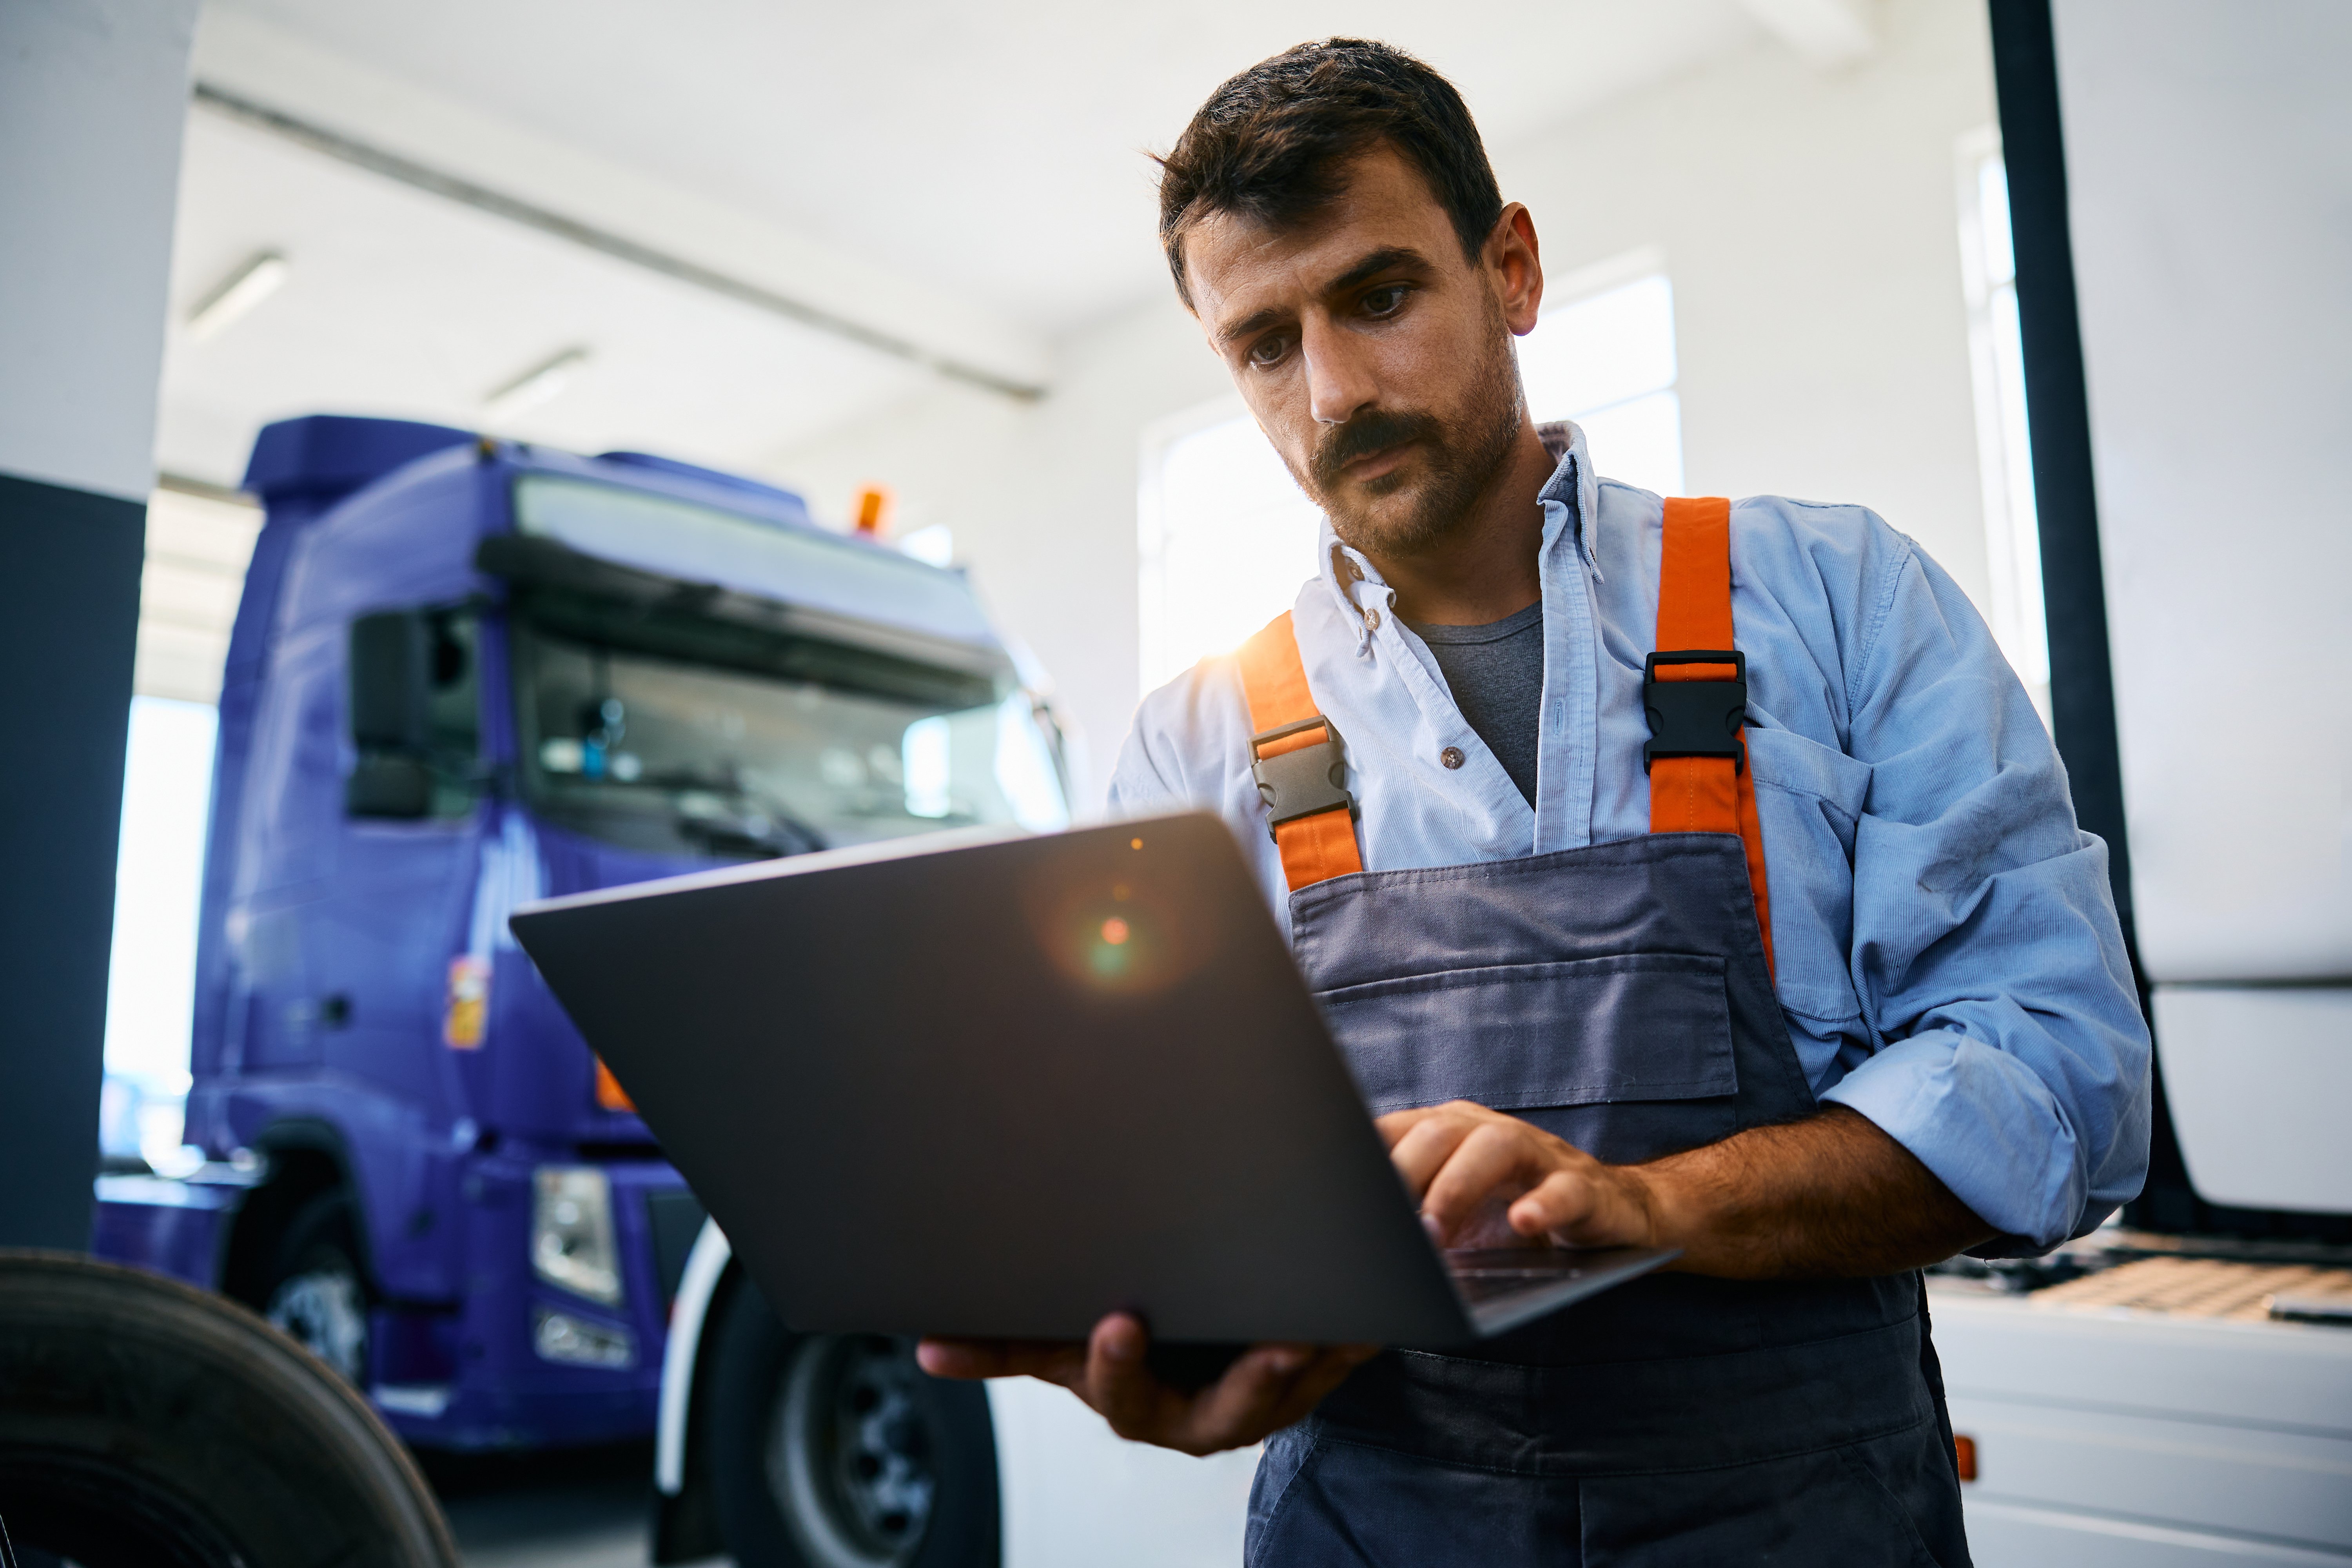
[915, 1314, 1376, 1457]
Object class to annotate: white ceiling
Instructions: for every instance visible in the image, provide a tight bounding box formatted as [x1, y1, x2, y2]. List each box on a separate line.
[207, 0, 1770, 332]
[154, 106, 930, 487]
[160, 0, 1785, 494]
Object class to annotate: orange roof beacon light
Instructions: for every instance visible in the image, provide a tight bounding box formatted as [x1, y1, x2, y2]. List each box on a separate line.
[852, 483, 896, 539]
[594, 1056, 636, 1114]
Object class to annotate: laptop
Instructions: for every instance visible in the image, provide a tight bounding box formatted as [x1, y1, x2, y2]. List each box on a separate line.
[508, 812, 1674, 1355]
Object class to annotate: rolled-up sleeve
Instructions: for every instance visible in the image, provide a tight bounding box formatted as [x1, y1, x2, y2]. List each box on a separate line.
[1817, 533, 2151, 1255]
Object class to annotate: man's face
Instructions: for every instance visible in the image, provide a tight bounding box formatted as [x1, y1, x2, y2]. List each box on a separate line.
[1181, 145, 1534, 559]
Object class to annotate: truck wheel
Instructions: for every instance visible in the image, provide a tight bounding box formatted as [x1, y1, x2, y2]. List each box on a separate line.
[709, 1282, 998, 1568]
[263, 1191, 371, 1385]
[0, 1250, 457, 1567]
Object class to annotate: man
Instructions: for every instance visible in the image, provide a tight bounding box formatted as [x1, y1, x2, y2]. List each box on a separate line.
[921, 38, 2149, 1563]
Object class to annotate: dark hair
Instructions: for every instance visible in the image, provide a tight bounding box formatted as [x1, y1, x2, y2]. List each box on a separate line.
[1155, 39, 1503, 310]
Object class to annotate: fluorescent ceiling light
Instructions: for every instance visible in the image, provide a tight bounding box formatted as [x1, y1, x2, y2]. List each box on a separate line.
[483, 347, 592, 421]
[1736, 0, 1880, 67]
[185, 251, 289, 341]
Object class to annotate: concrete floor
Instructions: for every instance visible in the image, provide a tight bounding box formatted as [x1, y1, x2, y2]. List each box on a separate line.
[423, 1440, 688, 1568]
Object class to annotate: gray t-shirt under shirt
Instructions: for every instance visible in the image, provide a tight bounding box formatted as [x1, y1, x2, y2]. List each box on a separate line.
[1406, 600, 1545, 806]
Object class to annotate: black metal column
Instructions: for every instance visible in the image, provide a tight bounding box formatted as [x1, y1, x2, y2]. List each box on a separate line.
[0, 472, 145, 1249]
[1986, 0, 2138, 954]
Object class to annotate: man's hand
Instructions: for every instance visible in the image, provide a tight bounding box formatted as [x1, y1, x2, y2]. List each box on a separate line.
[918, 1102, 1990, 1459]
[916, 1315, 1377, 1457]
[1384, 1100, 1666, 1252]
[1380, 1099, 1997, 1278]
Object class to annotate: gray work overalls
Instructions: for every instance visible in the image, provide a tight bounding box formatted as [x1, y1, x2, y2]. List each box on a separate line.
[1235, 498, 1971, 1565]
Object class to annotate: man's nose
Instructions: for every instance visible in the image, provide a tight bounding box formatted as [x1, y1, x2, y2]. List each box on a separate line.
[1301, 317, 1378, 426]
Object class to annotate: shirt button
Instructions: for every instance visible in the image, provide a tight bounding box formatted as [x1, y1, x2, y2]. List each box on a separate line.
[1363, 607, 1381, 630]
[1440, 746, 1465, 769]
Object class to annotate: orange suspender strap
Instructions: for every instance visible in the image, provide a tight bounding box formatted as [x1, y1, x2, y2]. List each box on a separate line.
[1237, 613, 1365, 891]
[1647, 496, 1775, 975]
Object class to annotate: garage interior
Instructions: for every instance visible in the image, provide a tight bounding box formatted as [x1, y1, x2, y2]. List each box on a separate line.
[2, 2, 2347, 1566]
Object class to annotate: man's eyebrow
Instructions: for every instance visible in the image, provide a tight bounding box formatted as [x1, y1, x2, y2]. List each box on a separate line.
[1216, 305, 1285, 347]
[1213, 246, 1436, 347]
[1324, 245, 1432, 295]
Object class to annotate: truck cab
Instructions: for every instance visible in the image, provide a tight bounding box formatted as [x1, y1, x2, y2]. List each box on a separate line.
[96, 414, 1069, 1450]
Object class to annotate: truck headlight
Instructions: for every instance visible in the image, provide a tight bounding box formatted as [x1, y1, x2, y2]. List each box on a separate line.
[533, 1306, 634, 1368]
[532, 1165, 622, 1306]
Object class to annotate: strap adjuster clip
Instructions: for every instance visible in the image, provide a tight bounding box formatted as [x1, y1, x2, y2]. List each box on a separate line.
[1642, 649, 1748, 773]
[1249, 715, 1357, 839]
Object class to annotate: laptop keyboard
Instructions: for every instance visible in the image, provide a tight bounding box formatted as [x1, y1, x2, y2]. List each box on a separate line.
[1445, 1249, 1609, 1307]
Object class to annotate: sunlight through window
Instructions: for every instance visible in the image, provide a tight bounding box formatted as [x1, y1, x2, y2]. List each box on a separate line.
[1956, 129, 2050, 719]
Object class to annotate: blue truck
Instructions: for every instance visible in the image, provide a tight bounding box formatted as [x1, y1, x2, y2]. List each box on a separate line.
[94, 414, 1069, 1450]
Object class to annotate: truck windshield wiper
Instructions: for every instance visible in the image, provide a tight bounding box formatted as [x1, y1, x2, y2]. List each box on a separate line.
[671, 790, 826, 860]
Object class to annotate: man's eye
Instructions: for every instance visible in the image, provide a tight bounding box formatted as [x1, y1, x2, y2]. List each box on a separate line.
[1363, 285, 1409, 317]
[1248, 336, 1290, 367]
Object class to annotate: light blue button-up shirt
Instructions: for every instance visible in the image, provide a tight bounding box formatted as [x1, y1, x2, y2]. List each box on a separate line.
[1109, 423, 2151, 1255]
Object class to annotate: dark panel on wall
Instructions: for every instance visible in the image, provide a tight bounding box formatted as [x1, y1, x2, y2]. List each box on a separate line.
[0, 470, 145, 1250]
[1986, 0, 2137, 954]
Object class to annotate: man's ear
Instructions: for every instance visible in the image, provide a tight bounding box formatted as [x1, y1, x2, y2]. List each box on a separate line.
[1489, 204, 1544, 337]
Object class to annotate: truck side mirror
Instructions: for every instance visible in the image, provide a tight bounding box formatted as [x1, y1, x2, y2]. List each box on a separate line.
[347, 753, 433, 818]
[348, 612, 432, 819]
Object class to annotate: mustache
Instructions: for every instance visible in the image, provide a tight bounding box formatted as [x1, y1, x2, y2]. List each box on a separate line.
[1309, 408, 1443, 494]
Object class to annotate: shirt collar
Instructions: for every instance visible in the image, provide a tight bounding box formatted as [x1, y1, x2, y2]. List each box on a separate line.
[1318, 532, 1385, 655]
[1535, 419, 1600, 580]
[1313, 416, 1599, 639]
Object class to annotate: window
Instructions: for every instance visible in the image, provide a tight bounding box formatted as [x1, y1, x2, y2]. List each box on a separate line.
[102, 484, 256, 1165]
[99, 696, 218, 1172]
[1517, 263, 1685, 496]
[1957, 129, 2050, 716]
[1136, 403, 1326, 695]
[1136, 255, 1684, 696]
[513, 621, 1066, 857]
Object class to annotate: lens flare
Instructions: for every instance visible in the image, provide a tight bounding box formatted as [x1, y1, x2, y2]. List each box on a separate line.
[1020, 847, 1205, 997]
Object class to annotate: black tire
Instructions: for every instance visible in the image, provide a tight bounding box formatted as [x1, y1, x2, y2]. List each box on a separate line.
[0, 1249, 458, 1568]
[708, 1281, 998, 1568]
[263, 1190, 372, 1386]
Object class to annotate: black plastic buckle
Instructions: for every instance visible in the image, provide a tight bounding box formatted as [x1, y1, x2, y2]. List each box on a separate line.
[1250, 715, 1357, 839]
[1642, 650, 1748, 773]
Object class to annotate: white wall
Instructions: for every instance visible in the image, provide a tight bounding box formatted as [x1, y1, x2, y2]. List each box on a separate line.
[1499, 0, 1997, 604]
[0, 0, 200, 501]
[2051, 0, 2352, 1218]
[2053, 0, 2352, 983]
[762, 0, 1999, 811]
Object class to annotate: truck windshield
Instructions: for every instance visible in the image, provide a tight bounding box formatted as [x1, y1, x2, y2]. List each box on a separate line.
[514, 622, 1068, 860]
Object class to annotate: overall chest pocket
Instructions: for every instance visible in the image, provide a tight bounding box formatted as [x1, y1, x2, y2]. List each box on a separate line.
[1315, 953, 1737, 1164]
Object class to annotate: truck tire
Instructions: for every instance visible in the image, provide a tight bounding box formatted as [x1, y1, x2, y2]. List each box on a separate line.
[263, 1190, 371, 1385]
[709, 1281, 998, 1568]
[0, 1250, 457, 1568]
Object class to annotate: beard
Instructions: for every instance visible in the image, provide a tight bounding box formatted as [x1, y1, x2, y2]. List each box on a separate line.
[1293, 309, 1526, 559]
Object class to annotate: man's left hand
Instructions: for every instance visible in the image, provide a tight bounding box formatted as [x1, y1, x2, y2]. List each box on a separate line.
[916, 1315, 1376, 1456]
